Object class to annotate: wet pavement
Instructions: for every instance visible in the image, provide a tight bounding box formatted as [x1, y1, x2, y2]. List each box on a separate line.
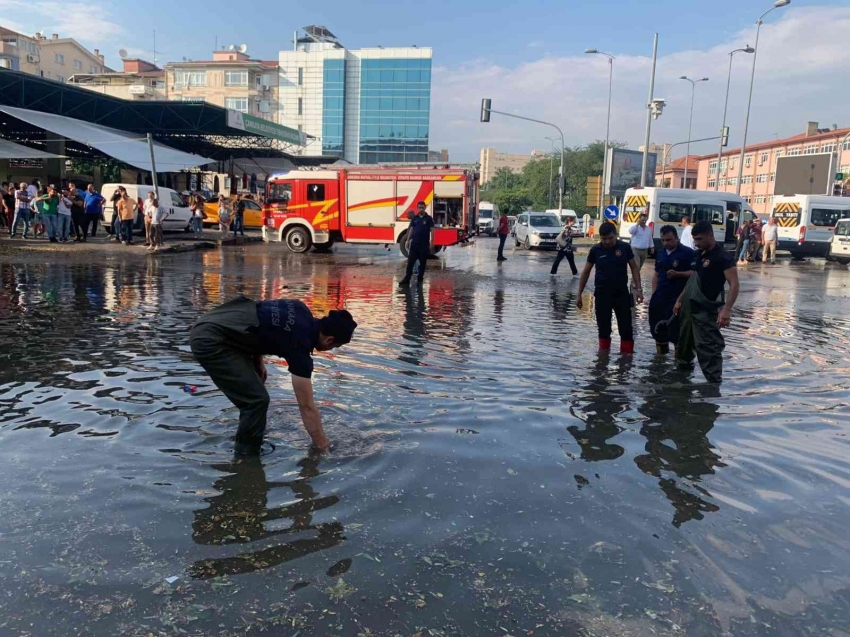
[1, 238, 850, 636]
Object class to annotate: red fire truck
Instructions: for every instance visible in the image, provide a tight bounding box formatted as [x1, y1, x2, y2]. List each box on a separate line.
[261, 166, 479, 255]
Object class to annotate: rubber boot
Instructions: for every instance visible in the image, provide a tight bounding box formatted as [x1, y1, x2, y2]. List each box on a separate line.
[620, 340, 635, 354]
[599, 338, 612, 351]
[656, 342, 670, 355]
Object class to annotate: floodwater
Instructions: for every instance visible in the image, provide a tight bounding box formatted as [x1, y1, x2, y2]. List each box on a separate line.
[2, 240, 850, 636]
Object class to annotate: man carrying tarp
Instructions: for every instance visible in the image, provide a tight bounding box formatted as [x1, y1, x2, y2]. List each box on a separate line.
[673, 220, 739, 383]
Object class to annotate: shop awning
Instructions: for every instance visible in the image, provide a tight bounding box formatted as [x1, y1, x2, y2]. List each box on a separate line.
[0, 105, 212, 172]
[0, 138, 65, 159]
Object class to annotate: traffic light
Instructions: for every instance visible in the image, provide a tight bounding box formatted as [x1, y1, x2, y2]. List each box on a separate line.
[833, 182, 846, 197]
[480, 99, 491, 123]
[721, 126, 729, 147]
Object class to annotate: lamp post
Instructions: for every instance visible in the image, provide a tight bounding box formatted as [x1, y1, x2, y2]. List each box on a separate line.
[678, 76, 709, 189]
[585, 48, 614, 216]
[544, 136, 557, 208]
[480, 99, 565, 214]
[714, 46, 755, 190]
[661, 135, 721, 187]
[641, 34, 660, 187]
[735, 0, 791, 196]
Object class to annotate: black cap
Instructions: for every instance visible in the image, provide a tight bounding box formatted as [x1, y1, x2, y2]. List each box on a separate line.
[319, 309, 357, 345]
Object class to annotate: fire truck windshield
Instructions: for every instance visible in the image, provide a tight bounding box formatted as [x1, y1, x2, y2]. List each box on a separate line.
[268, 183, 292, 205]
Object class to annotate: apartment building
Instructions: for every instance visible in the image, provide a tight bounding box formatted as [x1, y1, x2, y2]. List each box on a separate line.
[0, 28, 108, 82]
[165, 49, 280, 122]
[69, 58, 166, 100]
[479, 148, 546, 185]
[696, 121, 850, 215]
[656, 155, 699, 189]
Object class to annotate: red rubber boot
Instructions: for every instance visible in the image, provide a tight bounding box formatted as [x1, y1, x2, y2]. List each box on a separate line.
[599, 338, 612, 351]
[620, 340, 635, 354]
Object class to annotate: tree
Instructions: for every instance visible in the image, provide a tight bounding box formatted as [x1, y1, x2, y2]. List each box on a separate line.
[494, 187, 532, 216]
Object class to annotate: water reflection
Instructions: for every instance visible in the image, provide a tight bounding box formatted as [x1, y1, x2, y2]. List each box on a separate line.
[190, 455, 344, 579]
[399, 287, 427, 369]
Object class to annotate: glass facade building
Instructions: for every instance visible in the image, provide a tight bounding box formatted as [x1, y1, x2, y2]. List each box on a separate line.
[322, 59, 346, 158]
[358, 58, 431, 164]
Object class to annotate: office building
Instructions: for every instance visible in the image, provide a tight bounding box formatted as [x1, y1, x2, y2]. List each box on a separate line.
[696, 121, 850, 214]
[479, 148, 546, 185]
[278, 26, 432, 163]
[0, 28, 108, 82]
[165, 48, 280, 122]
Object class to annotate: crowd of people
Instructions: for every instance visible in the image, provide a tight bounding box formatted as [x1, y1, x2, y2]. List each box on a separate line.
[2, 180, 106, 243]
[735, 216, 779, 265]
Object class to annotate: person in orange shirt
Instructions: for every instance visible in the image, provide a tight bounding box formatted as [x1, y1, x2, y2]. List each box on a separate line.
[116, 186, 138, 245]
[587, 220, 596, 240]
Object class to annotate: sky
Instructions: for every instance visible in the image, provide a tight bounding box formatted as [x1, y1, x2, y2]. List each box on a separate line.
[1, 0, 848, 162]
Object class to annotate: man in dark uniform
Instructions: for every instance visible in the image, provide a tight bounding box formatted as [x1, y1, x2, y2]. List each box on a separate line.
[674, 220, 739, 383]
[576, 222, 644, 353]
[649, 225, 694, 354]
[190, 296, 357, 455]
[399, 201, 435, 286]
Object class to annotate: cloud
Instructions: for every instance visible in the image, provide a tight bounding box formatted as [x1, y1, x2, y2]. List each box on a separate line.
[0, 2, 124, 45]
[431, 5, 850, 162]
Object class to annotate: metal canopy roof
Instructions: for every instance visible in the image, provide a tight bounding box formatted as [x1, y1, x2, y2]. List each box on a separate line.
[0, 69, 333, 165]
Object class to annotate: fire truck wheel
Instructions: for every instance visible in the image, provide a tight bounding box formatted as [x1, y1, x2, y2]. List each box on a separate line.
[429, 245, 443, 257]
[398, 233, 410, 258]
[285, 226, 312, 253]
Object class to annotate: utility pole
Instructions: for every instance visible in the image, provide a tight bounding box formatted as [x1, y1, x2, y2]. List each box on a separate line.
[641, 34, 659, 187]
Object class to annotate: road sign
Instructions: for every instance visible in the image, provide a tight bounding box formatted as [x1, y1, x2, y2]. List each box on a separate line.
[604, 205, 619, 220]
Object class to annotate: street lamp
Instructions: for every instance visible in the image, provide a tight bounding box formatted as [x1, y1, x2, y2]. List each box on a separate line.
[641, 34, 660, 187]
[735, 0, 791, 196]
[714, 46, 755, 190]
[679, 76, 709, 189]
[544, 136, 558, 208]
[586, 48, 614, 216]
[480, 99, 566, 214]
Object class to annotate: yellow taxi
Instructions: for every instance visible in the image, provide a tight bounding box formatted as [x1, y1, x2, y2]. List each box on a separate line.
[203, 196, 264, 228]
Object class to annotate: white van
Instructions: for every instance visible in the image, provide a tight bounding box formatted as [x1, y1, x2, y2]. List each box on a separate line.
[101, 184, 193, 235]
[546, 209, 582, 235]
[828, 218, 850, 265]
[771, 195, 850, 259]
[478, 201, 499, 236]
[619, 187, 751, 249]
[514, 211, 561, 249]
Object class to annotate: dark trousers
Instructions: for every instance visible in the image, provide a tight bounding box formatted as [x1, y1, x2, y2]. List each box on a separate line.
[71, 208, 85, 239]
[595, 287, 633, 341]
[497, 233, 508, 259]
[120, 219, 134, 243]
[648, 292, 679, 345]
[190, 323, 269, 446]
[81, 215, 98, 238]
[551, 249, 577, 275]
[402, 243, 429, 282]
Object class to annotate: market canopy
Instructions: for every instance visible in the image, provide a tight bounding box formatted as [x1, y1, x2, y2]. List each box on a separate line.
[0, 137, 65, 159]
[0, 105, 212, 172]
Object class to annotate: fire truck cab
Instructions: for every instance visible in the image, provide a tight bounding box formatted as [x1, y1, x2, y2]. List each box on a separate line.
[262, 166, 478, 256]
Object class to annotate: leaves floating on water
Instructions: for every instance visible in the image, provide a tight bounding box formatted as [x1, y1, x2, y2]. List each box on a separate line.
[325, 577, 357, 602]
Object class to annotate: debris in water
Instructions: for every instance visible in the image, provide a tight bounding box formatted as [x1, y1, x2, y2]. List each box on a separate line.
[325, 577, 357, 602]
[164, 576, 179, 584]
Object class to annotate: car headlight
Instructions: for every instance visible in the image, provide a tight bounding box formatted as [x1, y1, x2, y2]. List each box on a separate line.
[531, 229, 539, 235]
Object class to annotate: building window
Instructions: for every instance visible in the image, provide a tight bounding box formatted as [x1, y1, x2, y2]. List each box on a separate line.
[788, 147, 801, 156]
[709, 160, 718, 174]
[73, 59, 82, 70]
[151, 80, 165, 89]
[224, 71, 248, 87]
[768, 195, 774, 203]
[744, 155, 752, 167]
[719, 178, 727, 186]
[707, 179, 716, 188]
[741, 175, 753, 185]
[54, 53, 64, 64]
[57, 75, 65, 83]
[728, 177, 738, 186]
[775, 149, 784, 159]
[804, 144, 818, 155]
[756, 174, 768, 183]
[225, 97, 248, 112]
[770, 172, 776, 182]
[843, 140, 850, 151]
[743, 196, 751, 203]
[755, 195, 766, 204]
[174, 71, 206, 87]
[759, 152, 769, 165]
[720, 159, 728, 173]
[841, 164, 850, 174]
[297, 97, 303, 115]
[822, 142, 836, 153]
[298, 67, 304, 86]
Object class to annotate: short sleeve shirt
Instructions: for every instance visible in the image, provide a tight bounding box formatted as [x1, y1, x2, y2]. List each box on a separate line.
[84, 192, 104, 214]
[41, 195, 59, 215]
[654, 244, 694, 299]
[692, 242, 735, 302]
[254, 300, 318, 378]
[587, 240, 634, 291]
[408, 213, 435, 247]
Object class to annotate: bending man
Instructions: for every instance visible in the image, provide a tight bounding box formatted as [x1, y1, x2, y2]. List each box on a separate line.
[649, 225, 694, 354]
[673, 220, 739, 383]
[577, 222, 643, 353]
[190, 296, 357, 455]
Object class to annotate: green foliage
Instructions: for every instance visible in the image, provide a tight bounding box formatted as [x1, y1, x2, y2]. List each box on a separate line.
[68, 158, 122, 183]
[481, 140, 626, 215]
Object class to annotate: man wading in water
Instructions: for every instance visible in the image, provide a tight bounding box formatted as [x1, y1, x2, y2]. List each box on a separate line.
[190, 296, 357, 455]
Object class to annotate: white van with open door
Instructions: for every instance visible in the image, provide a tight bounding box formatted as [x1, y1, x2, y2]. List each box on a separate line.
[828, 218, 850, 265]
[772, 195, 850, 259]
[619, 187, 747, 249]
[102, 184, 193, 235]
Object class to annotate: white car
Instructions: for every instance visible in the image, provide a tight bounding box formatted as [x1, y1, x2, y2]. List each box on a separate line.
[828, 218, 850, 265]
[101, 184, 193, 235]
[514, 211, 562, 249]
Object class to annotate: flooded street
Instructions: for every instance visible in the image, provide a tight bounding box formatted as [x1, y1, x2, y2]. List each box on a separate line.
[2, 240, 850, 636]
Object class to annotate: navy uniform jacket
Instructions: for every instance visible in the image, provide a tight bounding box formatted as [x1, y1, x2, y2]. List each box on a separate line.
[653, 244, 695, 302]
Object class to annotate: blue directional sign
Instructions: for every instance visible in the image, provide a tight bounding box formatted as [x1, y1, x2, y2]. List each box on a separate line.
[604, 205, 619, 220]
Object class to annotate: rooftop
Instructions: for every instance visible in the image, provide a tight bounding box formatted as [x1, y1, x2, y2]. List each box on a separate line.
[659, 155, 700, 172]
[698, 125, 850, 160]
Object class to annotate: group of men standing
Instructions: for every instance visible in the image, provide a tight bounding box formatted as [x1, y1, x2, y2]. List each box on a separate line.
[5, 181, 105, 243]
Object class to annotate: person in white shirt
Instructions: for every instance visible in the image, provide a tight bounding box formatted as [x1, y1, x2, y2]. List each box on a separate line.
[629, 214, 654, 273]
[147, 198, 169, 251]
[143, 191, 157, 247]
[761, 216, 779, 264]
[56, 188, 74, 243]
[679, 216, 694, 249]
